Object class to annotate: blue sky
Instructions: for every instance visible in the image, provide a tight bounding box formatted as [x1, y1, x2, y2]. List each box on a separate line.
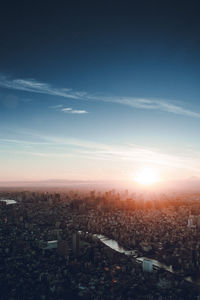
[0, 0, 200, 182]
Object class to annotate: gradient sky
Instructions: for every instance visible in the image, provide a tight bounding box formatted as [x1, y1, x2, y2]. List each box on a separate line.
[0, 0, 200, 182]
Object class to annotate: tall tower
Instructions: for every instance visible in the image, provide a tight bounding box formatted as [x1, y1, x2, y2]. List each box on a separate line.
[72, 232, 80, 255]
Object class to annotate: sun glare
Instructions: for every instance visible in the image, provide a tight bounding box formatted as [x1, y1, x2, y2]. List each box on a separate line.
[134, 168, 160, 185]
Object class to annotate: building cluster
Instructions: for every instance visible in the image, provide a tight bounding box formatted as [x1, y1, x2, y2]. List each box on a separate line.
[0, 189, 200, 299]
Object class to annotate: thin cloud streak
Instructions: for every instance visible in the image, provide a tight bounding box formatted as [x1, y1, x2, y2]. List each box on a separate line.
[102, 97, 200, 118]
[0, 138, 53, 145]
[0, 75, 200, 118]
[2, 133, 200, 173]
[0, 76, 85, 99]
[61, 107, 88, 114]
[49, 104, 88, 114]
[49, 104, 63, 109]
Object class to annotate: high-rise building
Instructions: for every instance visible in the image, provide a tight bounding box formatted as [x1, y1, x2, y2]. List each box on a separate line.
[188, 215, 196, 228]
[197, 216, 200, 229]
[57, 240, 68, 257]
[72, 232, 80, 254]
[142, 259, 153, 272]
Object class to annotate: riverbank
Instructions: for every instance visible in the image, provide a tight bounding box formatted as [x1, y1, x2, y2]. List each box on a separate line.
[93, 233, 200, 286]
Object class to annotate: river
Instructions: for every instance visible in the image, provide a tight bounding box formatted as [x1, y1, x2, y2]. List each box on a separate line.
[94, 234, 200, 285]
[0, 199, 17, 205]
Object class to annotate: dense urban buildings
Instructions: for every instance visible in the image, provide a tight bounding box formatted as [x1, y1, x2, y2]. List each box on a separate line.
[1, 188, 200, 299]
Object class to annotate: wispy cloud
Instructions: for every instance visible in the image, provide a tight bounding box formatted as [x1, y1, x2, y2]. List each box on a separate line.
[2, 131, 200, 173]
[49, 104, 88, 114]
[0, 75, 86, 99]
[103, 97, 200, 118]
[0, 75, 199, 118]
[61, 107, 88, 114]
[0, 138, 53, 145]
[49, 104, 63, 109]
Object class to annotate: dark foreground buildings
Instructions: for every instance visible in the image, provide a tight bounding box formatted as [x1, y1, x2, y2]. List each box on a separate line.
[0, 190, 200, 299]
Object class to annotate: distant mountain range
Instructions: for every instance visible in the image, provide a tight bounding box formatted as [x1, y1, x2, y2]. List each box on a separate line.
[156, 177, 200, 192]
[0, 178, 200, 192]
[0, 179, 91, 187]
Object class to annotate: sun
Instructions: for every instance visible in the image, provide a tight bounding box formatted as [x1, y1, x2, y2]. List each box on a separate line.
[134, 168, 160, 185]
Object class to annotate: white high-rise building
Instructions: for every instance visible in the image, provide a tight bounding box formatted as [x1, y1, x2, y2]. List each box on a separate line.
[142, 259, 153, 272]
[188, 215, 196, 228]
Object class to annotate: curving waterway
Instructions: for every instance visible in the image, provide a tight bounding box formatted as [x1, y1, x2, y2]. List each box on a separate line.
[0, 199, 17, 205]
[0, 204, 198, 285]
[93, 234, 200, 285]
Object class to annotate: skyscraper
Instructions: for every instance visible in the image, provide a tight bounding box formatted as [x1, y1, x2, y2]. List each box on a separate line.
[72, 232, 80, 255]
[142, 259, 153, 273]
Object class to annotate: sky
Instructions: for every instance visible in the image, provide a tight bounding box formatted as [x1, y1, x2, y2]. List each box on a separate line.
[0, 0, 200, 183]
